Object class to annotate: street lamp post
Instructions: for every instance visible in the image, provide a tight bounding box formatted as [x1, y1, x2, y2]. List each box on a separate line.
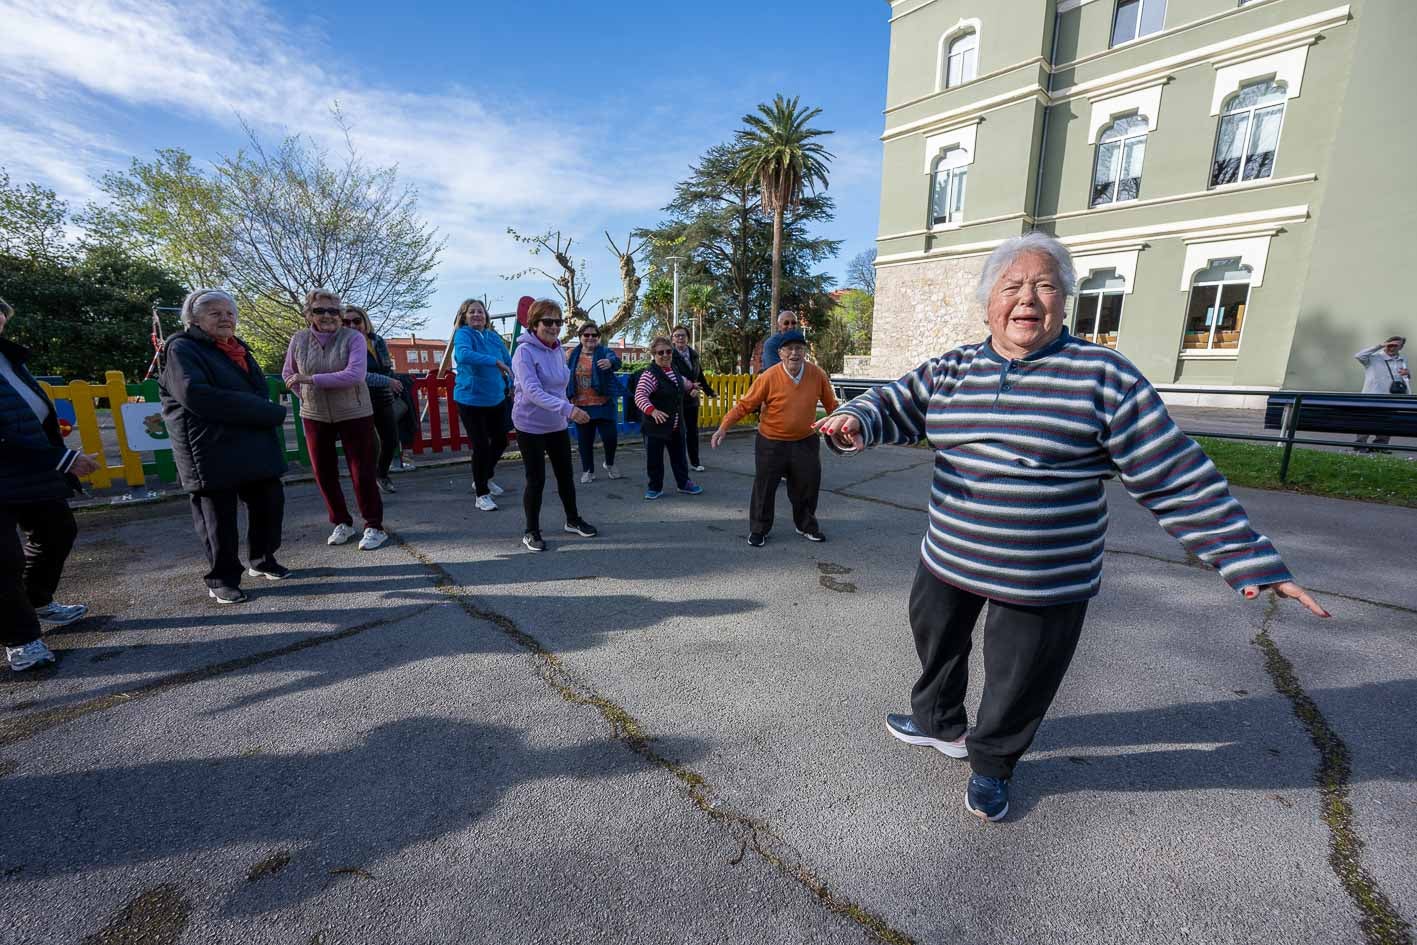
[665, 255, 684, 334]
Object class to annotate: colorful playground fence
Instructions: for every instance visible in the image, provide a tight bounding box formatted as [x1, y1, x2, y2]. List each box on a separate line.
[38, 370, 759, 491]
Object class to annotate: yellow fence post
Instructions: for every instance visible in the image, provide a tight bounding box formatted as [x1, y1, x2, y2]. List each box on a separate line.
[38, 372, 146, 491]
[107, 371, 146, 488]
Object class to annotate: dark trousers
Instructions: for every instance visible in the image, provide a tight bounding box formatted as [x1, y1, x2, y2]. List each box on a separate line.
[458, 401, 509, 496]
[749, 433, 821, 535]
[516, 429, 579, 533]
[372, 399, 400, 478]
[303, 416, 384, 530]
[645, 428, 690, 492]
[1, 499, 77, 647]
[190, 478, 285, 589]
[575, 417, 618, 473]
[907, 562, 1088, 779]
[683, 398, 702, 466]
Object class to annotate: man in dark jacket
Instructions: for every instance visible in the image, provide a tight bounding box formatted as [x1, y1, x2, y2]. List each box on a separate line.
[670, 326, 715, 470]
[0, 299, 100, 672]
[159, 289, 289, 604]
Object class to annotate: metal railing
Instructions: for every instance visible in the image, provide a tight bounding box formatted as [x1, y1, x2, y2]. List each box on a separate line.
[830, 377, 1417, 483]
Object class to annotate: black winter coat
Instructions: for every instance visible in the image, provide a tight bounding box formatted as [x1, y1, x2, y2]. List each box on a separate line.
[158, 327, 288, 493]
[671, 346, 715, 398]
[0, 336, 77, 504]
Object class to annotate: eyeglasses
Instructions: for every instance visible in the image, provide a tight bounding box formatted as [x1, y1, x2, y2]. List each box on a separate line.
[581, 332, 599, 338]
[538, 319, 564, 327]
[652, 350, 672, 357]
[780, 320, 798, 326]
[310, 307, 340, 316]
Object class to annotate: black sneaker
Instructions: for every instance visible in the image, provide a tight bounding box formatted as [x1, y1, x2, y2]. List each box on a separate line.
[564, 519, 598, 537]
[747, 532, 766, 548]
[795, 528, 826, 542]
[247, 562, 290, 580]
[522, 531, 546, 552]
[377, 477, 396, 494]
[208, 586, 248, 604]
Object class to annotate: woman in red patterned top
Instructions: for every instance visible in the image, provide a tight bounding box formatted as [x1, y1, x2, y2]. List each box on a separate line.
[635, 338, 702, 500]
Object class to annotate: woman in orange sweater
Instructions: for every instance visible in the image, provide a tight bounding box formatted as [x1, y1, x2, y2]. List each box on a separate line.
[711, 331, 837, 546]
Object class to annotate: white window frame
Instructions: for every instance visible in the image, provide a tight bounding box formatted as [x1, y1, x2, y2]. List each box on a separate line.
[1110, 0, 1166, 48]
[931, 161, 968, 227]
[1181, 262, 1252, 355]
[1090, 114, 1149, 208]
[1209, 81, 1287, 189]
[945, 31, 978, 88]
[935, 18, 983, 92]
[1072, 276, 1127, 347]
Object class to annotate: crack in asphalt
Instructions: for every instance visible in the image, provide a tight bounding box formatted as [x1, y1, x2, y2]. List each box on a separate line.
[395, 533, 917, 945]
[835, 459, 934, 492]
[1252, 598, 1413, 945]
[0, 604, 439, 750]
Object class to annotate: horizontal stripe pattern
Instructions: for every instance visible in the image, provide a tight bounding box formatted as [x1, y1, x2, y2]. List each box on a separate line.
[835, 331, 1292, 606]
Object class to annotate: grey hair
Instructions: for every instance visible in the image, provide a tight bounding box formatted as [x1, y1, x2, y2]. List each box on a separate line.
[974, 232, 1077, 308]
[180, 289, 237, 326]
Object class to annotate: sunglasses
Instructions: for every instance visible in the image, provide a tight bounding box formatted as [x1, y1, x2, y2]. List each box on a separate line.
[652, 350, 672, 357]
[310, 307, 341, 316]
[341, 317, 362, 326]
[538, 319, 564, 327]
[581, 332, 600, 338]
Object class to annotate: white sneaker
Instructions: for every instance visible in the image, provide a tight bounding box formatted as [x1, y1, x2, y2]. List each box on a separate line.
[603, 463, 623, 480]
[328, 523, 358, 546]
[487, 480, 506, 496]
[34, 602, 87, 627]
[358, 528, 389, 550]
[691, 464, 705, 472]
[580, 470, 594, 484]
[475, 494, 498, 511]
[6, 639, 56, 672]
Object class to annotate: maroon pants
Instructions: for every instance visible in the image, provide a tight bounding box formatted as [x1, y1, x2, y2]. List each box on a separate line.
[303, 416, 384, 531]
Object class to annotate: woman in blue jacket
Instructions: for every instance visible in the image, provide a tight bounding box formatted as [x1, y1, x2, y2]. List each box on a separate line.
[564, 321, 622, 482]
[452, 298, 513, 510]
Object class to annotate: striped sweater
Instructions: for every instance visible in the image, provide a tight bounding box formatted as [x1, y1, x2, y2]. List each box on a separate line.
[831, 330, 1293, 606]
[636, 368, 687, 430]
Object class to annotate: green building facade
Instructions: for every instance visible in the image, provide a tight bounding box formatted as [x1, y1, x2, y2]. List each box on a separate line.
[868, 0, 1414, 403]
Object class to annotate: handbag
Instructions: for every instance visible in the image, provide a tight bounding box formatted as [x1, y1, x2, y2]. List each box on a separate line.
[1385, 359, 1409, 395]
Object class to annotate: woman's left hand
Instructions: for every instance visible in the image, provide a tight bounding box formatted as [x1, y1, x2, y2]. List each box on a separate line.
[389, 378, 404, 395]
[1241, 581, 1331, 617]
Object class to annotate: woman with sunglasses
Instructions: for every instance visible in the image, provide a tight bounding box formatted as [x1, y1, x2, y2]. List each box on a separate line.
[564, 320, 622, 483]
[635, 338, 703, 500]
[511, 299, 597, 552]
[452, 298, 514, 509]
[341, 305, 404, 495]
[282, 289, 387, 550]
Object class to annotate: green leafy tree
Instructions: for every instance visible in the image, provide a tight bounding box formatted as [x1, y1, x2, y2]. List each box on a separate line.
[0, 168, 69, 263]
[730, 95, 833, 325]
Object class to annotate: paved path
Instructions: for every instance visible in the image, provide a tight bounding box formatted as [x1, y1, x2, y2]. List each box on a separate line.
[3, 434, 1414, 945]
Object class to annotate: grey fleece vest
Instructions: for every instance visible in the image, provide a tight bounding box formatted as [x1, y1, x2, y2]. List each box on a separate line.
[289, 327, 371, 423]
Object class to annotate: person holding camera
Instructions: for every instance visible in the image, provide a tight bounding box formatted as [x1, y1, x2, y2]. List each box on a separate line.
[1353, 335, 1409, 452]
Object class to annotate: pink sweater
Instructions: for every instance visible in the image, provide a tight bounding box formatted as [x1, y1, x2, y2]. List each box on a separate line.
[282, 329, 367, 388]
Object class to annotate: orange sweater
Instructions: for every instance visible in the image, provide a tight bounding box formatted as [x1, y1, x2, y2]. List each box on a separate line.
[723, 362, 839, 441]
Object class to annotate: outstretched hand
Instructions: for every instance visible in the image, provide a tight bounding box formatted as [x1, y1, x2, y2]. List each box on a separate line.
[813, 413, 864, 452]
[710, 426, 727, 449]
[1241, 580, 1331, 618]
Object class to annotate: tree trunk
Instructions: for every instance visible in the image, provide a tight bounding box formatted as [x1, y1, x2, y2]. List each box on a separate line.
[770, 207, 784, 325]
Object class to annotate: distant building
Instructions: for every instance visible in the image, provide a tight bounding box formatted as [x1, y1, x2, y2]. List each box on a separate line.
[868, 0, 1414, 399]
[385, 337, 446, 373]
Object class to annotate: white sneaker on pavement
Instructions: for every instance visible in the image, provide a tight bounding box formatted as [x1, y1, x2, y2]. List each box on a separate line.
[487, 480, 506, 496]
[6, 639, 56, 672]
[358, 527, 389, 550]
[603, 463, 623, 480]
[34, 602, 87, 627]
[475, 494, 498, 511]
[580, 470, 594, 484]
[328, 523, 358, 546]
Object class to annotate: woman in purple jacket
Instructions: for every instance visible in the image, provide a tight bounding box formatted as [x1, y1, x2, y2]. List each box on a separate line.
[511, 300, 598, 552]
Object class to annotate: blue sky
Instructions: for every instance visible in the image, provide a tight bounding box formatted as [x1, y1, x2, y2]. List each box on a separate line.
[0, 0, 889, 339]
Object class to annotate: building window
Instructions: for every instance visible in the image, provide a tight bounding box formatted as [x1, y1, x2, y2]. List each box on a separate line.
[1073, 270, 1126, 347]
[1210, 80, 1285, 187]
[945, 31, 978, 87]
[930, 159, 967, 226]
[1111, 0, 1166, 46]
[1091, 115, 1148, 207]
[1182, 258, 1250, 351]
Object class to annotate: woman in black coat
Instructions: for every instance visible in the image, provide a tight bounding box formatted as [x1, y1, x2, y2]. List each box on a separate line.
[159, 289, 289, 604]
[1, 298, 100, 672]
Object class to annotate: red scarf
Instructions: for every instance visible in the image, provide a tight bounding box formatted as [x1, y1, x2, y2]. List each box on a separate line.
[214, 335, 249, 371]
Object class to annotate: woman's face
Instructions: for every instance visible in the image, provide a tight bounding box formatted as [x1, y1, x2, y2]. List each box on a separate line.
[651, 345, 673, 368]
[307, 297, 342, 332]
[466, 303, 488, 330]
[194, 299, 239, 341]
[672, 330, 689, 349]
[534, 312, 563, 344]
[985, 251, 1066, 358]
[342, 311, 370, 336]
[579, 326, 600, 348]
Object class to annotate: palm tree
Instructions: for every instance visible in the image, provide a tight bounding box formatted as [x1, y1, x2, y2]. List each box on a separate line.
[731, 95, 833, 327]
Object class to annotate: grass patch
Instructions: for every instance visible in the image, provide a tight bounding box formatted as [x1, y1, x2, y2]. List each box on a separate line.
[1195, 437, 1417, 508]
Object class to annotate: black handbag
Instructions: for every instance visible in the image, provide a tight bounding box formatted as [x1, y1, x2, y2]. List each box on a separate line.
[1386, 360, 1409, 395]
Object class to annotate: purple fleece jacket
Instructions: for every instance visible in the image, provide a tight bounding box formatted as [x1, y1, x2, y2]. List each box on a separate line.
[511, 330, 574, 434]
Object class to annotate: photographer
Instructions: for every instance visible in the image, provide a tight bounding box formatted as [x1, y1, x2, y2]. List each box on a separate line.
[1353, 336, 1410, 452]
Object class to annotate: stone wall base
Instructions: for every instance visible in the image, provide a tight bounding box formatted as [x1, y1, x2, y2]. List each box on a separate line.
[866, 256, 988, 377]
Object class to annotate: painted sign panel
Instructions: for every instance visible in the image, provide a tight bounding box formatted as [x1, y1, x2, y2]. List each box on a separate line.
[119, 402, 172, 451]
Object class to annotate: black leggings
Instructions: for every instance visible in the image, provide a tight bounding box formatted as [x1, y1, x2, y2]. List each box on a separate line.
[516, 428, 579, 533]
[458, 401, 509, 496]
[372, 399, 400, 478]
[575, 418, 618, 472]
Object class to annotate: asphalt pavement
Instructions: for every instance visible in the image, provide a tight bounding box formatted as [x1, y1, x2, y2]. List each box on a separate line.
[2, 432, 1413, 945]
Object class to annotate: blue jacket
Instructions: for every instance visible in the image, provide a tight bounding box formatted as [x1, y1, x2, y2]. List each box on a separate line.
[0, 336, 79, 503]
[452, 326, 512, 407]
[563, 343, 622, 400]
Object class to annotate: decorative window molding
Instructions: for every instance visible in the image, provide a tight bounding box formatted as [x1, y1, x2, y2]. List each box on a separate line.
[1179, 235, 1272, 289]
[922, 120, 978, 173]
[1210, 45, 1309, 114]
[1073, 249, 1142, 294]
[1087, 83, 1164, 143]
[935, 18, 983, 92]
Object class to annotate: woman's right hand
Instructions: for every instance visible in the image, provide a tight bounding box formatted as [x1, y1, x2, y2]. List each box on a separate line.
[498, 362, 513, 377]
[569, 407, 591, 424]
[813, 413, 864, 452]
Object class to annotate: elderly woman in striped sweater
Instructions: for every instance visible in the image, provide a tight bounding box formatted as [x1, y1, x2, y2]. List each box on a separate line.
[815, 232, 1328, 823]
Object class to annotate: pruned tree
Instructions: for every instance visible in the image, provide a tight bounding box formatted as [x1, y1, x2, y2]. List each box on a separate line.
[505, 228, 593, 333]
[847, 248, 877, 295]
[599, 231, 646, 340]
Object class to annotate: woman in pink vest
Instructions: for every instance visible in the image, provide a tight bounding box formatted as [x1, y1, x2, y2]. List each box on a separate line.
[282, 289, 387, 550]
